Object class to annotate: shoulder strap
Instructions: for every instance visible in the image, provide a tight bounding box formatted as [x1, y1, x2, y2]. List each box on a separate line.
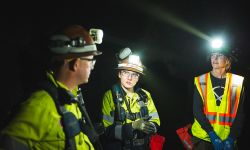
[112, 84, 149, 121]
[111, 84, 127, 123]
[76, 91, 103, 150]
[38, 80, 77, 150]
[135, 88, 149, 118]
[37, 80, 59, 102]
[135, 88, 148, 103]
[111, 83, 124, 104]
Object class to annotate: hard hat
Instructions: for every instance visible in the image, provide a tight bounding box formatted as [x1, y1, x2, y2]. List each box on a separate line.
[209, 38, 238, 62]
[116, 54, 144, 74]
[211, 47, 238, 62]
[48, 25, 103, 60]
[116, 47, 133, 62]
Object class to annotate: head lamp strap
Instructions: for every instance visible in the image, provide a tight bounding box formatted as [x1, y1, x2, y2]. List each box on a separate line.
[50, 36, 87, 48]
[69, 37, 86, 47]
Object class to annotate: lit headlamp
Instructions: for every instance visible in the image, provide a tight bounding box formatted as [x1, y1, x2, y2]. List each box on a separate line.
[210, 37, 229, 54]
[117, 54, 144, 74]
[211, 38, 224, 50]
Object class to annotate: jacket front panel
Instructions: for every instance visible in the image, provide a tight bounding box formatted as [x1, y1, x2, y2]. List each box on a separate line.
[102, 89, 160, 127]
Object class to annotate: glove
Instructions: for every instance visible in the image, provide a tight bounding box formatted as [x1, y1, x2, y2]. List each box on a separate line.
[223, 137, 234, 150]
[149, 122, 157, 133]
[132, 116, 155, 134]
[208, 131, 224, 150]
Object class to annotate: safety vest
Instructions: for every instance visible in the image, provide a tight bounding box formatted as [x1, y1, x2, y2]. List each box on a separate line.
[191, 72, 244, 141]
[102, 84, 160, 140]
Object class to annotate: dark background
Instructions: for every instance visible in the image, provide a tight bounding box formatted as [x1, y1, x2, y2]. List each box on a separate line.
[1, 0, 249, 149]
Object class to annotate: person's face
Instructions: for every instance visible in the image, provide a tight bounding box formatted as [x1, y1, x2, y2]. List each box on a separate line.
[119, 70, 140, 90]
[210, 53, 229, 70]
[77, 55, 96, 84]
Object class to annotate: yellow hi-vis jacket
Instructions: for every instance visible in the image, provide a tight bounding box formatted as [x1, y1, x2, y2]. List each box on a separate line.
[191, 72, 244, 141]
[102, 88, 160, 139]
[1, 72, 94, 150]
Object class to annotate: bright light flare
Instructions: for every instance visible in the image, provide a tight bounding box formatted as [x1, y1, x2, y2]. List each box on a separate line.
[128, 55, 140, 65]
[211, 38, 224, 49]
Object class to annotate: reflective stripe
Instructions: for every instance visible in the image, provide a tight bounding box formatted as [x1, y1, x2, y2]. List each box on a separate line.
[138, 101, 144, 107]
[230, 86, 237, 115]
[206, 114, 216, 123]
[126, 112, 140, 121]
[103, 114, 114, 123]
[199, 74, 206, 95]
[70, 44, 97, 52]
[118, 63, 143, 72]
[125, 111, 159, 121]
[149, 112, 159, 119]
[197, 73, 208, 112]
[115, 124, 122, 140]
[219, 116, 233, 125]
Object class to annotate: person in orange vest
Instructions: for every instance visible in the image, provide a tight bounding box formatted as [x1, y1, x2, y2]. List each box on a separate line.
[191, 38, 246, 150]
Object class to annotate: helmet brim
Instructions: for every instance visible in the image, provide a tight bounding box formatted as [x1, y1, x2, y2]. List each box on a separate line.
[207, 52, 238, 62]
[115, 67, 144, 75]
[51, 50, 102, 60]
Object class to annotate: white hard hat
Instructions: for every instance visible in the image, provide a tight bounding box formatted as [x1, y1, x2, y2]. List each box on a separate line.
[116, 54, 144, 74]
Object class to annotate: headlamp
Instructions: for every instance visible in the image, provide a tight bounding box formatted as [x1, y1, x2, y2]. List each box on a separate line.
[210, 37, 229, 54]
[211, 38, 223, 49]
[89, 28, 103, 44]
[128, 55, 140, 65]
[118, 47, 132, 60]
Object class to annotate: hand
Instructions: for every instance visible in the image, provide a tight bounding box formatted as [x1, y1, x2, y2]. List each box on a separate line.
[132, 116, 155, 134]
[208, 131, 224, 150]
[223, 137, 234, 150]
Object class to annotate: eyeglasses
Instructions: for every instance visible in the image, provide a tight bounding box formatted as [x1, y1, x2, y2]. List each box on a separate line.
[80, 57, 96, 66]
[211, 53, 225, 59]
[121, 70, 140, 79]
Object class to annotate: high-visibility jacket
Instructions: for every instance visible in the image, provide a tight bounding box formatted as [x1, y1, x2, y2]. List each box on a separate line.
[0, 72, 94, 150]
[102, 88, 160, 140]
[191, 72, 244, 141]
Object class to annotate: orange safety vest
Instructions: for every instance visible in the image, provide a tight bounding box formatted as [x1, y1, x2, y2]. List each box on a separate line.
[191, 73, 244, 141]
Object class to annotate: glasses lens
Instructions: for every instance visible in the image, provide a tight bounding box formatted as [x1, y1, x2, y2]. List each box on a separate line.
[121, 70, 139, 79]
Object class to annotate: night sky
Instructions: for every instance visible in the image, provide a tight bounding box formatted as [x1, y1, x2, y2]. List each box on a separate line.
[1, 1, 250, 149]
